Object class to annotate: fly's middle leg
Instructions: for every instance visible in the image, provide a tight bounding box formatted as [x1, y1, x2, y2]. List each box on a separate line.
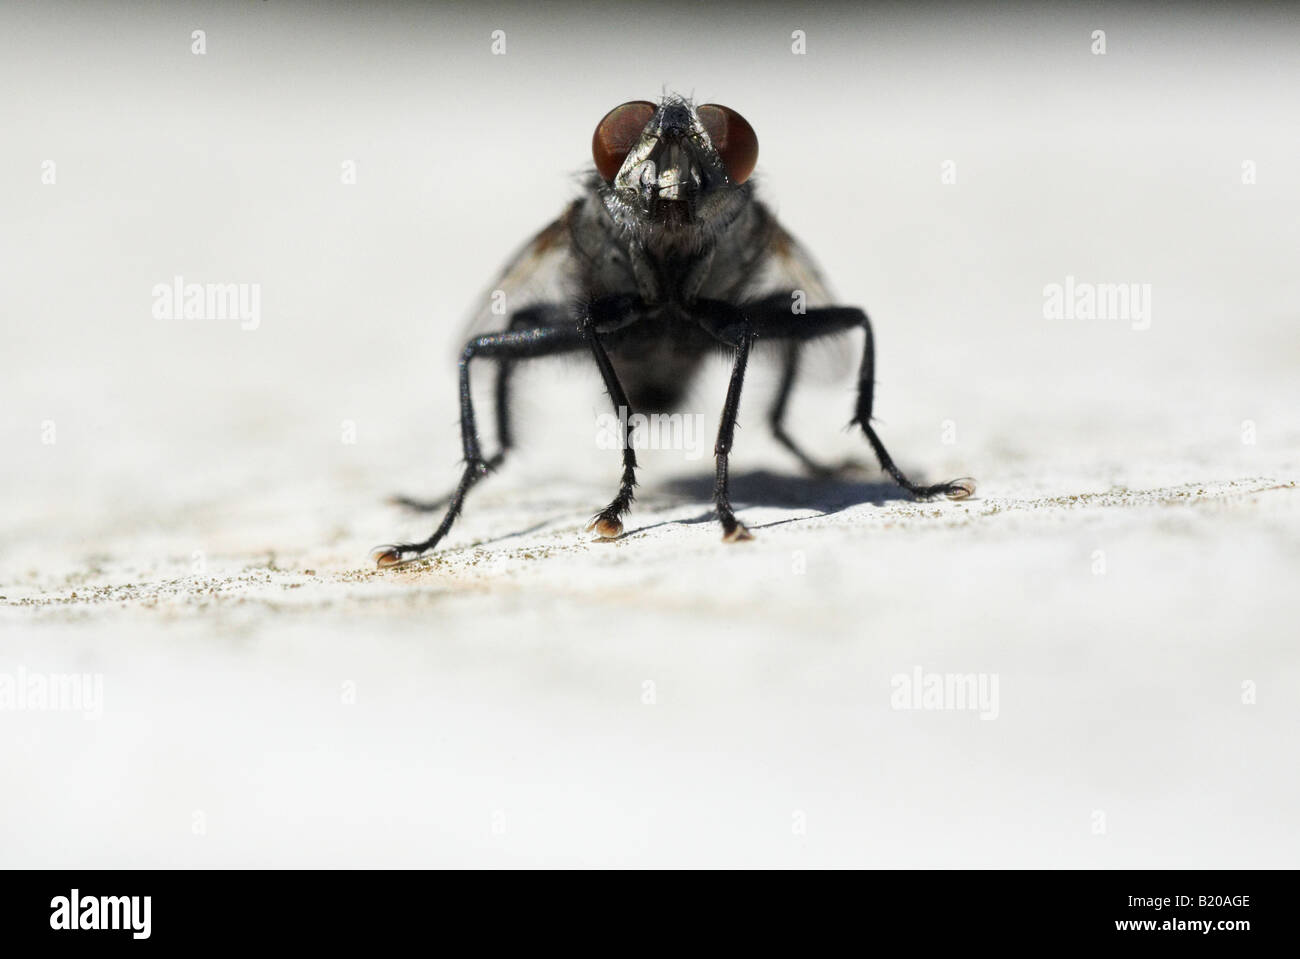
[714, 298, 975, 504]
[373, 311, 585, 566]
[846, 309, 974, 501]
[390, 310, 542, 514]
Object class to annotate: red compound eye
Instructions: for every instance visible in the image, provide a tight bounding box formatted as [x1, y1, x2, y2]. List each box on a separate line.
[592, 100, 656, 181]
[697, 104, 758, 184]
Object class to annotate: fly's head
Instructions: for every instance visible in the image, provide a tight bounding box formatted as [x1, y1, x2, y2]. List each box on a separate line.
[591, 95, 758, 248]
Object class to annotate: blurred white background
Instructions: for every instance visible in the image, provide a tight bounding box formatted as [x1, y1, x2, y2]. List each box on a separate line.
[1, 1, 1297, 866]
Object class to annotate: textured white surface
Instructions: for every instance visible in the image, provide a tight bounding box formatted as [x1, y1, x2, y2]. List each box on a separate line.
[2, 3, 1298, 866]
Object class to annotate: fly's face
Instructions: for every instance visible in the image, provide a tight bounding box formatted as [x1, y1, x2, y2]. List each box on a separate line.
[592, 96, 758, 242]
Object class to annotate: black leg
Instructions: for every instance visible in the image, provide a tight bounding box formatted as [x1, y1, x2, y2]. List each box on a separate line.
[705, 298, 974, 502]
[848, 310, 974, 500]
[583, 300, 644, 539]
[390, 311, 541, 513]
[694, 301, 757, 541]
[768, 340, 843, 478]
[373, 314, 586, 566]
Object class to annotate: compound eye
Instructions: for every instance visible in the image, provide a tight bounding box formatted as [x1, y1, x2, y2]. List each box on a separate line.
[592, 100, 657, 181]
[698, 104, 758, 184]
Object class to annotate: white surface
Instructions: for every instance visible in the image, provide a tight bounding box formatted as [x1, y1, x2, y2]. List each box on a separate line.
[2, 3, 1298, 866]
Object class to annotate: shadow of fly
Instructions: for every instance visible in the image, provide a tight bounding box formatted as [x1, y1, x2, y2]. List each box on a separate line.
[373, 95, 974, 566]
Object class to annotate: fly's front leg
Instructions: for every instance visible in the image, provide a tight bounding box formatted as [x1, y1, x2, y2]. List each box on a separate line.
[373, 312, 586, 566]
[695, 300, 757, 542]
[583, 296, 645, 539]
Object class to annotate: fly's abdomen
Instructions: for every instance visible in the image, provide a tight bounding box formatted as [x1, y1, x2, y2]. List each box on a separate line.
[617, 360, 696, 413]
[609, 325, 710, 414]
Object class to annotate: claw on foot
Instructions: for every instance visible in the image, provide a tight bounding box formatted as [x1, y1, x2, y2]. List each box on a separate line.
[722, 523, 755, 543]
[587, 515, 623, 539]
[371, 546, 404, 568]
[945, 477, 976, 500]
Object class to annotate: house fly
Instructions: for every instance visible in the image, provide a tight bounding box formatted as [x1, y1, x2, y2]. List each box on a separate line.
[373, 95, 974, 566]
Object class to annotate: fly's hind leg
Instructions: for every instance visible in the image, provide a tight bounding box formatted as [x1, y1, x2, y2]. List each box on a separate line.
[768, 340, 870, 479]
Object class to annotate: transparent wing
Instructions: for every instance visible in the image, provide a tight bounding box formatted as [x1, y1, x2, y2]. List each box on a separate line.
[746, 219, 836, 308]
[747, 219, 854, 379]
[457, 201, 580, 346]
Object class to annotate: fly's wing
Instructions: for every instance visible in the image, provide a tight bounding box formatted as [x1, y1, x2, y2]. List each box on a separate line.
[745, 217, 854, 380]
[456, 200, 581, 349]
[746, 218, 836, 309]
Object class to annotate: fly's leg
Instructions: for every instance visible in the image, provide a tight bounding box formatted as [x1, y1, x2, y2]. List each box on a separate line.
[391, 310, 547, 513]
[583, 298, 645, 539]
[768, 340, 863, 478]
[373, 313, 586, 566]
[695, 301, 757, 541]
[846, 308, 974, 500]
[710, 299, 975, 502]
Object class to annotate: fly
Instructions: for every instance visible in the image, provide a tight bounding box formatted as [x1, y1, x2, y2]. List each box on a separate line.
[373, 95, 974, 566]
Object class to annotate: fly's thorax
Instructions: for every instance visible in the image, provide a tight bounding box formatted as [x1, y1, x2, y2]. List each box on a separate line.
[574, 184, 771, 308]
